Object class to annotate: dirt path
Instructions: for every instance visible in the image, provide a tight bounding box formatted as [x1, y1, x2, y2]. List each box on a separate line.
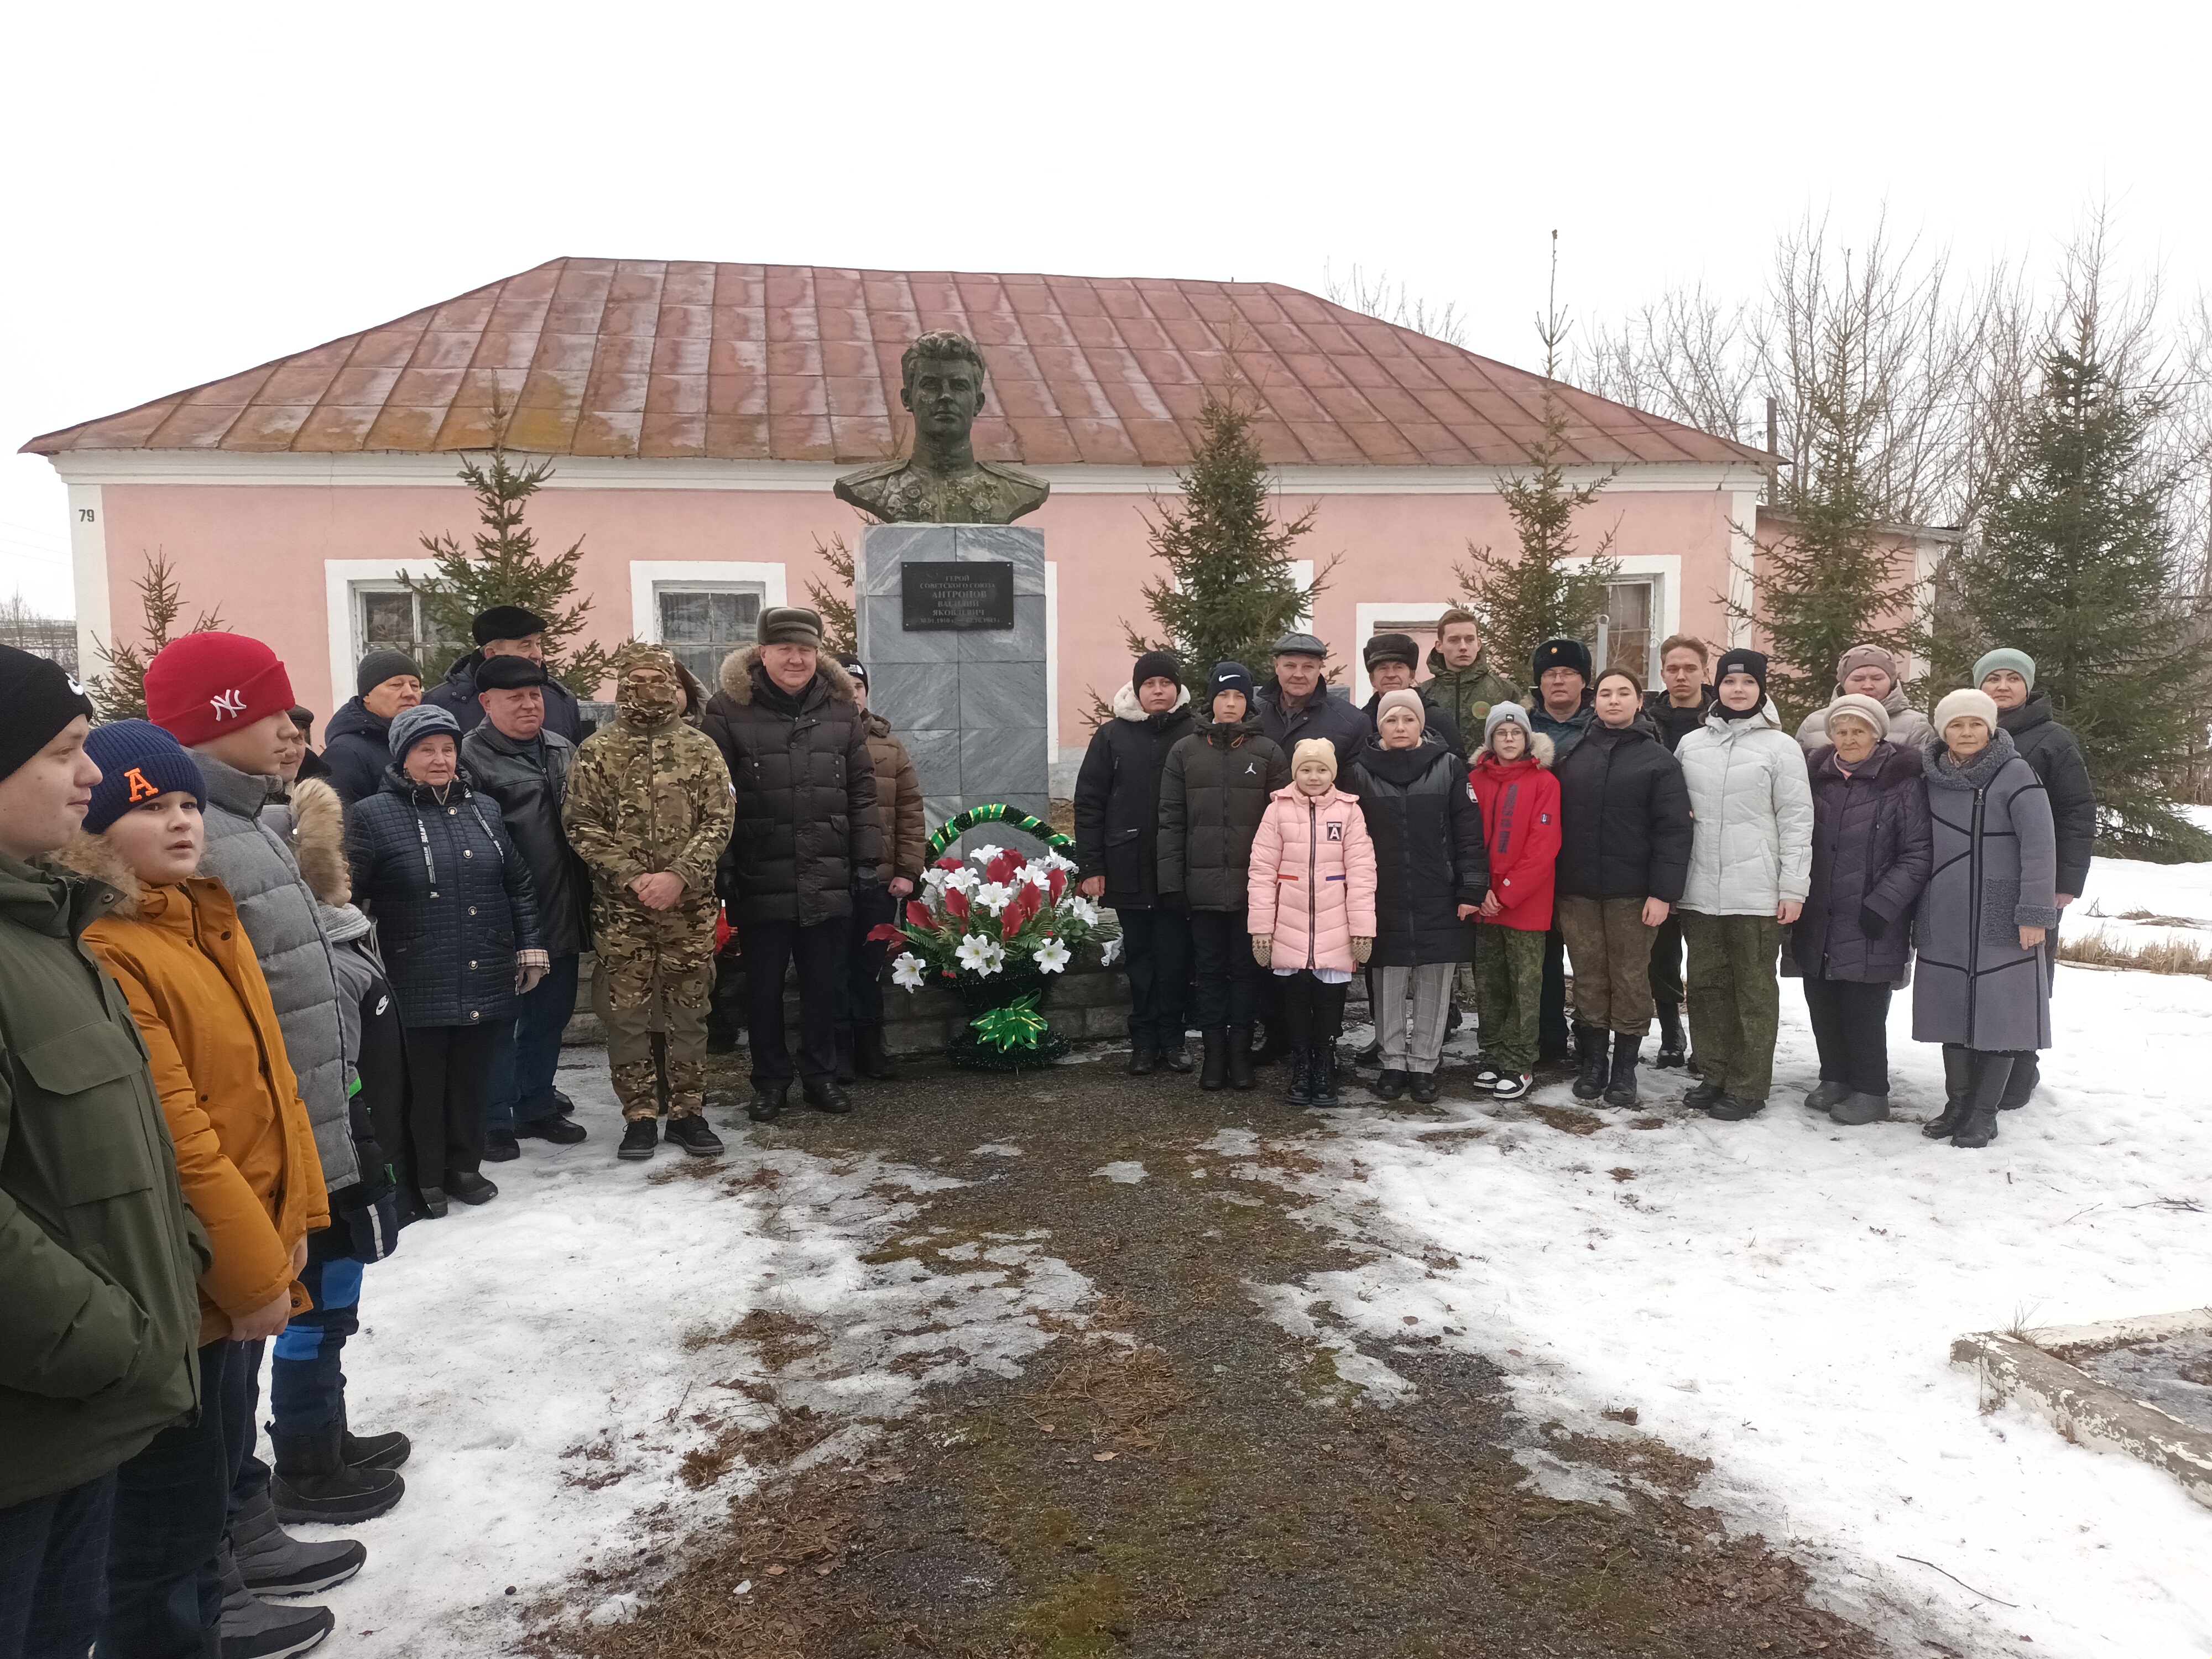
[540, 1047, 1883, 1659]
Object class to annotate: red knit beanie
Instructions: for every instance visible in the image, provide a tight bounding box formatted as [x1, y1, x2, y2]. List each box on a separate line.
[144, 632, 296, 747]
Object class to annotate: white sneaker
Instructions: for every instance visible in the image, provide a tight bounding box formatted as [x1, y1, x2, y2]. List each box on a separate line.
[1491, 1073, 1533, 1100]
[1473, 1068, 1503, 1088]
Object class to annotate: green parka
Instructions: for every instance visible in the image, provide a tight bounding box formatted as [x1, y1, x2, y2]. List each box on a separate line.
[0, 853, 205, 1507]
[1420, 648, 1519, 740]
[1156, 716, 1291, 910]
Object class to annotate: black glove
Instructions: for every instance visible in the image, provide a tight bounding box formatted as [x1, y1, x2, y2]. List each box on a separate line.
[330, 1171, 402, 1262]
[1859, 905, 1889, 940]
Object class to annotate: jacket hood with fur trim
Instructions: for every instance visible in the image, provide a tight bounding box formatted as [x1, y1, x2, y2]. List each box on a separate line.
[1477, 731, 1556, 770]
[1110, 681, 1193, 723]
[51, 831, 163, 917]
[717, 645, 857, 708]
[284, 778, 349, 907]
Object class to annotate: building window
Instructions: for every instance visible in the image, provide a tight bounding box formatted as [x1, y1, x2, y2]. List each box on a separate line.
[656, 582, 764, 686]
[1592, 578, 1657, 684]
[351, 583, 452, 680]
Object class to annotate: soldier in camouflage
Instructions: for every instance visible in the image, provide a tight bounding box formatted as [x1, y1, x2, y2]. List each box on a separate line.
[564, 645, 735, 1161]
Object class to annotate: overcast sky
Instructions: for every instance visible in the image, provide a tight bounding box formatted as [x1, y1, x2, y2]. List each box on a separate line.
[6, 0, 2206, 615]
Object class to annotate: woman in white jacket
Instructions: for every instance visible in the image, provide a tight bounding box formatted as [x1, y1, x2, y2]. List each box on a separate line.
[1675, 649, 1814, 1120]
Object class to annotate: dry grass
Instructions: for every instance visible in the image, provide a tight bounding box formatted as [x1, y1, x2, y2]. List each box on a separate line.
[2057, 925, 2212, 977]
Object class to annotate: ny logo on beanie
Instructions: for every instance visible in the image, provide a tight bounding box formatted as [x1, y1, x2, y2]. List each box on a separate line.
[209, 688, 247, 719]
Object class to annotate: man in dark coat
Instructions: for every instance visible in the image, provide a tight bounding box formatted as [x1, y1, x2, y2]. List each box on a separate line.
[0, 649, 204, 1659]
[1527, 636, 1598, 1060]
[1640, 633, 1715, 1064]
[1361, 632, 1463, 753]
[1075, 650, 1197, 1073]
[462, 654, 591, 1156]
[422, 605, 588, 743]
[700, 609, 883, 1121]
[1253, 632, 1368, 769]
[323, 649, 422, 807]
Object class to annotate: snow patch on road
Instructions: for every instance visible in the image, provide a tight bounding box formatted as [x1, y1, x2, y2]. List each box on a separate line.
[1092, 1160, 1147, 1183]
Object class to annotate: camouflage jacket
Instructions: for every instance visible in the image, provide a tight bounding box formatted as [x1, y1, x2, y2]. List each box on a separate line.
[1420, 649, 1519, 742]
[563, 712, 734, 919]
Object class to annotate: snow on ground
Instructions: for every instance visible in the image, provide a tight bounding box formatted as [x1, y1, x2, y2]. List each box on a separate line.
[2074, 802, 2212, 954]
[1298, 957, 2212, 1658]
[298, 1057, 1091, 1655]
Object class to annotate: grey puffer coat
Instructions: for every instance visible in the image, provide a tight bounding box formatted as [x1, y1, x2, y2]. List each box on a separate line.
[1792, 743, 1932, 984]
[1911, 728, 2057, 1051]
[346, 764, 543, 1030]
[1157, 716, 1289, 910]
[192, 753, 359, 1192]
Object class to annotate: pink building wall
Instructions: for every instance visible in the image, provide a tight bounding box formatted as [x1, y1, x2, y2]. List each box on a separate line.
[88, 473, 1752, 748]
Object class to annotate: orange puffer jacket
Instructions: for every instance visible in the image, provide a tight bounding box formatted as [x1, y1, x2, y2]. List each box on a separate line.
[1246, 785, 1376, 974]
[70, 846, 328, 1345]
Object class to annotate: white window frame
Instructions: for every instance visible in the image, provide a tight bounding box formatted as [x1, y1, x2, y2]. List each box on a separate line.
[628, 561, 787, 641]
[324, 559, 442, 716]
[1351, 601, 1448, 706]
[1588, 554, 1683, 676]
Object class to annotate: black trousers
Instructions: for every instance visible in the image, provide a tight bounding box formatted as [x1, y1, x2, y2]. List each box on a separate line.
[0, 1473, 114, 1659]
[837, 887, 898, 1035]
[404, 1021, 500, 1192]
[1280, 971, 1349, 1050]
[1188, 907, 1263, 1028]
[101, 1340, 248, 1659]
[1647, 911, 1686, 1015]
[1119, 906, 1193, 1049]
[1540, 926, 1569, 1058]
[744, 918, 843, 1083]
[1800, 975, 1892, 1095]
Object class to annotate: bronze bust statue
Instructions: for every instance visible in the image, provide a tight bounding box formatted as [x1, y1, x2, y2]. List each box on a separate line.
[835, 331, 1049, 524]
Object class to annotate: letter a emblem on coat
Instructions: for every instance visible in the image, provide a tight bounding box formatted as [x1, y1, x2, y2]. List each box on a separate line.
[1326, 821, 1343, 842]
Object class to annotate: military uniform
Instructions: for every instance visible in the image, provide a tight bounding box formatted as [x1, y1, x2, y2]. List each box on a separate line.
[564, 649, 735, 1123]
[832, 456, 1049, 525]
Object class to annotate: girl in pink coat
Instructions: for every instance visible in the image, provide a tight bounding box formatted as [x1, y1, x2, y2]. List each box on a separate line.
[1248, 739, 1378, 1107]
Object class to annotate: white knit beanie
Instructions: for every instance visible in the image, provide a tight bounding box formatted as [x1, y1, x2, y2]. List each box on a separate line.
[1824, 692, 1891, 740]
[1932, 687, 2000, 738]
[1375, 688, 1426, 727]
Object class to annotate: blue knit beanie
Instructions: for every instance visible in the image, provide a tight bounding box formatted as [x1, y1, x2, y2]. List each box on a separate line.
[1972, 648, 2036, 691]
[388, 702, 462, 765]
[84, 721, 207, 834]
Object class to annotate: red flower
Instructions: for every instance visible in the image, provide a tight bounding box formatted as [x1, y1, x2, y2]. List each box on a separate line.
[905, 900, 936, 930]
[1048, 868, 1067, 903]
[935, 856, 964, 872]
[986, 849, 1021, 886]
[943, 885, 970, 920]
[866, 923, 906, 944]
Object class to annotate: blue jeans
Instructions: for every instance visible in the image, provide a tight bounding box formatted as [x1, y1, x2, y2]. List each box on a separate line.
[0, 1474, 115, 1659]
[484, 953, 581, 1134]
[100, 1340, 248, 1659]
[270, 1253, 363, 1438]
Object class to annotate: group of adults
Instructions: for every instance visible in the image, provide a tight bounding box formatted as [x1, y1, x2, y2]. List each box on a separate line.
[1073, 611, 2092, 1139]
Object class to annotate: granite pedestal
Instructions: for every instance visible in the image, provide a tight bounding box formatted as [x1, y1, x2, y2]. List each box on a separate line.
[858, 524, 1050, 858]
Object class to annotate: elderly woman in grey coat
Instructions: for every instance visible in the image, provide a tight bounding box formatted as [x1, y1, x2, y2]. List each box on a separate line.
[1913, 688, 2057, 1149]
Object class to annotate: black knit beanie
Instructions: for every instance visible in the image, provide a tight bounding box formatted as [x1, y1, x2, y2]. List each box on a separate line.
[1132, 650, 1182, 691]
[0, 645, 95, 782]
[1712, 648, 1770, 721]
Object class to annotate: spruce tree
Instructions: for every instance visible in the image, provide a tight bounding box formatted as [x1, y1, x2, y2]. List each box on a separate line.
[87, 551, 224, 722]
[1944, 333, 2212, 860]
[1457, 241, 1620, 686]
[804, 533, 860, 657]
[1123, 395, 1333, 689]
[405, 440, 611, 697]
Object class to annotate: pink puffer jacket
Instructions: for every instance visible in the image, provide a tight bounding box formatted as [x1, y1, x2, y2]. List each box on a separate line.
[1247, 784, 1377, 974]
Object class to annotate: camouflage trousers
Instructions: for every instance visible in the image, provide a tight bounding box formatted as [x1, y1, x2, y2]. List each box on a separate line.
[594, 907, 718, 1121]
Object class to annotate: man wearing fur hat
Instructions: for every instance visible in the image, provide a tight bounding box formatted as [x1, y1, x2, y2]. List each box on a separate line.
[567, 646, 735, 1159]
[1361, 631, 1462, 753]
[700, 610, 882, 1122]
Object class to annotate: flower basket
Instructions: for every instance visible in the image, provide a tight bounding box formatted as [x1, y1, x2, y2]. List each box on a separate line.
[871, 806, 1119, 1073]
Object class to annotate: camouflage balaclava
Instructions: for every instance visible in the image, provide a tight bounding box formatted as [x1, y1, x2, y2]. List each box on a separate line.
[617, 646, 685, 729]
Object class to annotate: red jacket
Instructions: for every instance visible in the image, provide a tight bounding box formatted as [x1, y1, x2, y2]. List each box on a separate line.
[1469, 749, 1561, 931]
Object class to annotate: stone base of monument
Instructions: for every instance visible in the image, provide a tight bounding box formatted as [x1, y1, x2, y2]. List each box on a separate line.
[857, 523, 1048, 860]
[1952, 1307, 2212, 1510]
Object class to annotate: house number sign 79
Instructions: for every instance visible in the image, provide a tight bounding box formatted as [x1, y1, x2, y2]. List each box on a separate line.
[79, 508, 96, 522]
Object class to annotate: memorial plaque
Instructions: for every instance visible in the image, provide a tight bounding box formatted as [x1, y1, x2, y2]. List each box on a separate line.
[901, 561, 1015, 631]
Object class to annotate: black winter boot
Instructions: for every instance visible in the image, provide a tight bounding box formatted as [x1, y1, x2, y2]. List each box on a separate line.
[340, 1408, 410, 1473]
[269, 1425, 404, 1525]
[1373, 1068, 1409, 1102]
[854, 1025, 899, 1081]
[745, 1082, 789, 1124]
[1952, 1051, 2012, 1149]
[618, 1118, 659, 1159]
[444, 1170, 497, 1206]
[229, 1488, 363, 1597]
[1226, 1025, 1257, 1091]
[1408, 1072, 1439, 1105]
[1199, 1027, 1229, 1091]
[802, 1076, 853, 1114]
[218, 1541, 336, 1658]
[1923, 1045, 1974, 1140]
[1571, 1026, 1611, 1100]
[1654, 1006, 1687, 1068]
[664, 1114, 724, 1157]
[1309, 1046, 1343, 1108]
[1284, 1046, 1314, 1108]
[1682, 1078, 1720, 1110]
[1127, 1045, 1159, 1077]
[1603, 1031, 1642, 1108]
[1997, 1050, 2039, 1110]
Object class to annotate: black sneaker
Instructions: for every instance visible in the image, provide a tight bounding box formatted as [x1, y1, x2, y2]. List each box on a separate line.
[618, 1119, 659, 1161]
[1159, 1040, 1194, 1074]
[518, 1113, 587, 1145]
[665, 1115, 724, 1157]
[483, 1132, 520, 1163]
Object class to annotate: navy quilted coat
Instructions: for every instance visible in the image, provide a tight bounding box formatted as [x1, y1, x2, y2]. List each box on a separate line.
[1791, 742, 1932, 985]
[346, 763, 542, 1030]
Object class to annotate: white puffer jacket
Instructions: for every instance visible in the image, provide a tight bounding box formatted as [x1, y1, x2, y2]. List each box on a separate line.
[1676, 700, 1814, 916]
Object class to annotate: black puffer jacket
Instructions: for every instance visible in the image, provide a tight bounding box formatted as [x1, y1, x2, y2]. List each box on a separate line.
[1346, 740, 1490, 966]
[701, 649, 882, 928]
[1642, 685, 1716, 753]
[1157, 716, 1288, 910]
[1365, 696, 1463, 756]
[1554, 721, 1692, 903]
[1998, 693, 2096, 896]
[424, 651, 588, 742]
[460, 723, 589, 958]
[346, 764, 542, 1029]
[1073, 683, 1195, 909]
[1253, 683, 1368, 770]
[323, 697, 394, 807]
[1791, 742, 1932, 984]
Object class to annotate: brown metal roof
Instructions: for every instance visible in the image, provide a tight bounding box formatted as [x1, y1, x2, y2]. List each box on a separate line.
[23, 258, 1767, 469]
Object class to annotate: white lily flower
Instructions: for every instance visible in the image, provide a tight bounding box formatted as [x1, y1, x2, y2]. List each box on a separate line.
[1019, 862, 1053, 890]
[1042, 848, 1078, 873]
[1034, 938, 1071, 974]
[955, 933, 998, 974]
[941, 867, 978, 894]
[969, 843, 1006, 867]
[891, 952, 927, 991]
[1099, 935, 1122, 966]
[984, 941, 1007, 972]
[1068, 896, 1100, 927]
[921, 865, 952, 891]
[974, 881, 1013, 915]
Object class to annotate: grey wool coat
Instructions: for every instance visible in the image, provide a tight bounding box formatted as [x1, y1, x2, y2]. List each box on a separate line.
[192, 753, 360, 1191]
[1911, 728, 2058, 1052]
